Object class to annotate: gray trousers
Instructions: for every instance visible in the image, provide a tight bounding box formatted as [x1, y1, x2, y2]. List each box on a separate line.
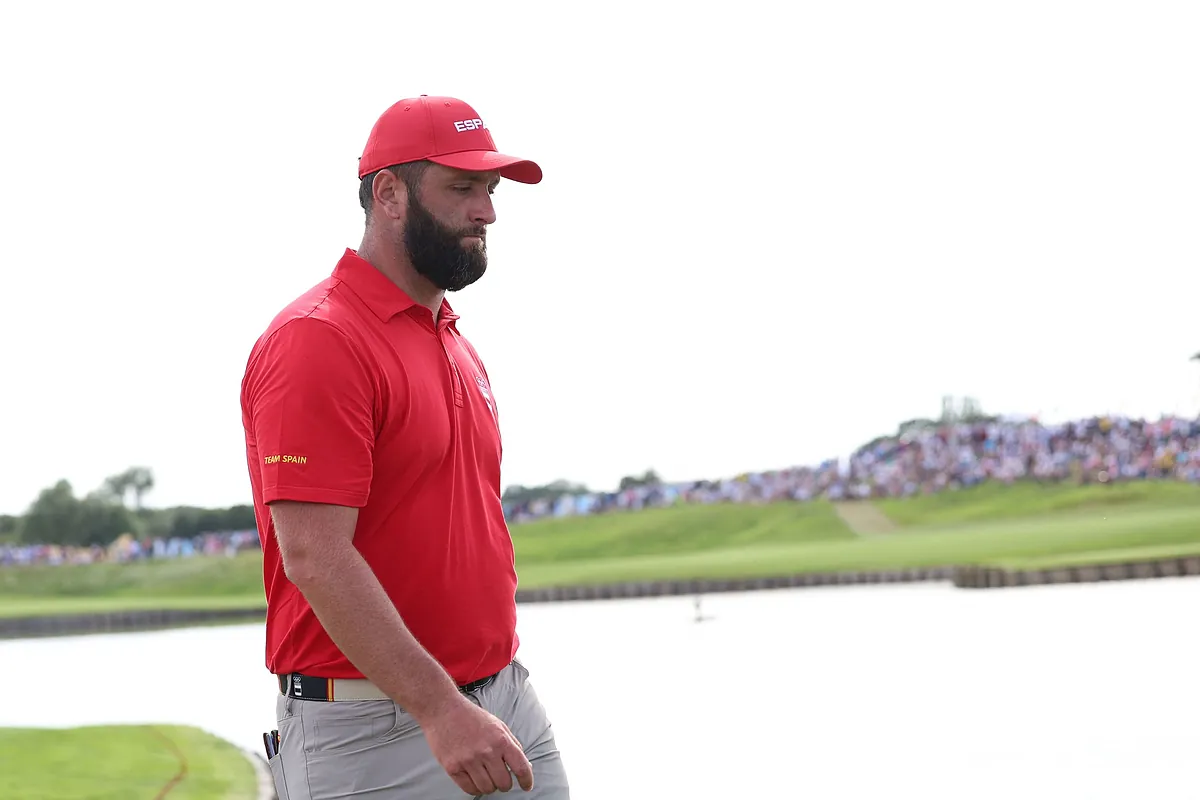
[267, 659, 570, 799]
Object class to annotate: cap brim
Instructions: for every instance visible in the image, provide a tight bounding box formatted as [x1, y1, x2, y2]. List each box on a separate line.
[429, 150, 543, 184]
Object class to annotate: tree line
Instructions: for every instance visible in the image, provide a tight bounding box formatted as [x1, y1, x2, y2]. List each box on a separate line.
[500, 469, 662, 507]
[1, 467, 255, 548]
[2, 466, 668, 549]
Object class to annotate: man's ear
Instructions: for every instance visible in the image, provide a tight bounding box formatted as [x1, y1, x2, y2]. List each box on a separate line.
[372, 170, 408, 221]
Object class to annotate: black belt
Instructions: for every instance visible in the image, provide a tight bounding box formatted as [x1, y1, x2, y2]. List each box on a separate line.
[277, 670, 501, 702]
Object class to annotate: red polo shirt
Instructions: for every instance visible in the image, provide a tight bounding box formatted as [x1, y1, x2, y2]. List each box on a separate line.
[240, 249, 518, 685]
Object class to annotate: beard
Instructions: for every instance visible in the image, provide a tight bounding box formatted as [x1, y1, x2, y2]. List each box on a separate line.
[401, 193, 488, 292]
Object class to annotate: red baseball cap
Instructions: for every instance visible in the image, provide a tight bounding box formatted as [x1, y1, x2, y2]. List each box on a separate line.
[358, 96, 542, 184]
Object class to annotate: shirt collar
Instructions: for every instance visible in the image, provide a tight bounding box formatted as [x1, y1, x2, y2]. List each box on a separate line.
[333, 249, 460, 325]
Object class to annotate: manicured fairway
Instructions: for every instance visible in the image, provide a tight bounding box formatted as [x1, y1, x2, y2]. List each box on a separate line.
[2, 481, 1198, 620]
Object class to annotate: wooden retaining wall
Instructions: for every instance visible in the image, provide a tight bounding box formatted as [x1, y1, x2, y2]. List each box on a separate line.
[0, 607, 268, 640]
[953, 555, 1200, 589]
[511, 567, 955, 603]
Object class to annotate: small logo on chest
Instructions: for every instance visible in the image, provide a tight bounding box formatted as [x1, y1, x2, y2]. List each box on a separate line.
[475, 375, 495, 417]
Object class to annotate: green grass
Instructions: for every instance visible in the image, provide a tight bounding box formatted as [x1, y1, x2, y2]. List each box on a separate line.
[2, 481, 1199, 620]
[0, 550, 268, 618]
[0, 594, 266, 619]
[874, 479, 1200, 526]
[989, 541, 1200, 571]
[512, 499, 855, 561]
[0, 724, 256, 800]
[514, 502, 1200, 585]
[0, 553, 269, 598]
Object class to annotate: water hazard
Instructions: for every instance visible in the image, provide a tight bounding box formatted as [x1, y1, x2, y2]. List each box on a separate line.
[3, 580, 1197, 799]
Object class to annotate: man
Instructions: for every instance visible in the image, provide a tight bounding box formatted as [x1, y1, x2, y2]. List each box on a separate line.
[240, 95, 569, 799]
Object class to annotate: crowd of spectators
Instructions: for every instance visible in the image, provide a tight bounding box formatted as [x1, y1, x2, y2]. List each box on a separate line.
[0, 529, 260, 568]
[501, 414, 1200, 520]
[4, 414, 1198, 567]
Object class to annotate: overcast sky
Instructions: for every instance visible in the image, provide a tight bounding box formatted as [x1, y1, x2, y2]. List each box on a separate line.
[1, 0, 1197, 515]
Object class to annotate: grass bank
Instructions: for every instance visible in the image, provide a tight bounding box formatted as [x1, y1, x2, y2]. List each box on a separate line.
[2, 481, 1199, 619]
[0, 724, 256, 800]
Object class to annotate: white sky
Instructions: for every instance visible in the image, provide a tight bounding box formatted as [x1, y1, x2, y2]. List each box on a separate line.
[1, 0, 1198, 516]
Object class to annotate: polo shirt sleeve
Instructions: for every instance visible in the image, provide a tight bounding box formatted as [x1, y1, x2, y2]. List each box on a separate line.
[243, 317, 375, 507]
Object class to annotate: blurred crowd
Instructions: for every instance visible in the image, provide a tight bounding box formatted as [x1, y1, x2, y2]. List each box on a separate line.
[0, 529, 260, 568]
[837, 414, 1200, 499]
[501, 414, 1200, 521]
[4, 414, 1199, 567]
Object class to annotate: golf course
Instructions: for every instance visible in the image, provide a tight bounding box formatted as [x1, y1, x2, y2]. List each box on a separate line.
[3, 479, 1199, 620]
[4, 478, 1200, 798]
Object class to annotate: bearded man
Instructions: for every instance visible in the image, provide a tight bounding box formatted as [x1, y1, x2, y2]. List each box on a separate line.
[239, 95, 570, 799]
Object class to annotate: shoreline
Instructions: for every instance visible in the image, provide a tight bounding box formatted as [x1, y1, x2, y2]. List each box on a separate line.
[4, 554, 1200, 640]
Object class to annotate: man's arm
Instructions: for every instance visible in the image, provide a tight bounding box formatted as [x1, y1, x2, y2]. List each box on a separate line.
[269, 500, 462, 720]
[244, 318, 461, 715]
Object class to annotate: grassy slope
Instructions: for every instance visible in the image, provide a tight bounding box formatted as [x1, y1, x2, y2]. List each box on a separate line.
[0, 724, 256, 800]
[517, 502, 1200, 585]
[874, 479, 1200, 526]
[2, 481, 1199, 618]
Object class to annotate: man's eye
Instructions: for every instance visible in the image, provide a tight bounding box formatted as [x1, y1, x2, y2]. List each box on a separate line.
[453, 186, 471, 194]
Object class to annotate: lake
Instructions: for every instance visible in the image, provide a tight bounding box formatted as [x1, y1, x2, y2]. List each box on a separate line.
[3, 579, 1198, 799]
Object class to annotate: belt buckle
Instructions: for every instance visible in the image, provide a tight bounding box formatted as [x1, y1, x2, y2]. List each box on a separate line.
[460, 672, 497, 695]
[280, 672, 325, 701]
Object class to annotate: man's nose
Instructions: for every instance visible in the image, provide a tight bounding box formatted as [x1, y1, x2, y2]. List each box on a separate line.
[471, 193, 497, 226]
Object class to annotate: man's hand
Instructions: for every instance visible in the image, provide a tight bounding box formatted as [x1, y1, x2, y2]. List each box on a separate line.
[421, 695, 535, 795]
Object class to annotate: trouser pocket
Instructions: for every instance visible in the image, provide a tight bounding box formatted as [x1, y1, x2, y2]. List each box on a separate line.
[269, 753, 291, 800]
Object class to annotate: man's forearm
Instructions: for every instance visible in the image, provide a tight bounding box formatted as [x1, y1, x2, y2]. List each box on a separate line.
[285, 541, 462, 720]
